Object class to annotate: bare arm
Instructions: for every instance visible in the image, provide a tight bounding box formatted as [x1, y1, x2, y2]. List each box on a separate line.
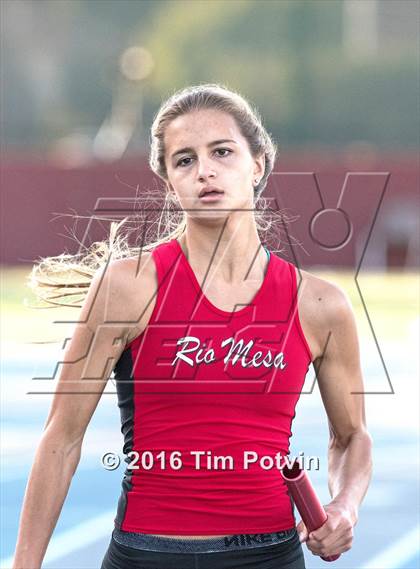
[12, 260, 141, 569]
[297, 276, 373, 558]
[321, 293, 373, 523]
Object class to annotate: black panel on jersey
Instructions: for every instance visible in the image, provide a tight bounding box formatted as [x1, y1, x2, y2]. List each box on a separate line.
[113, 347, 134, 529]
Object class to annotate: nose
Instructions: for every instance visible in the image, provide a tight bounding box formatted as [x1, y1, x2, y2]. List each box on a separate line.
[196, 154, 216, 182]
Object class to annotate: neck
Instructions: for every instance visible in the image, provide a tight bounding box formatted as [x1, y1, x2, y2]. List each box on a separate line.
[177, 214, 268, 284]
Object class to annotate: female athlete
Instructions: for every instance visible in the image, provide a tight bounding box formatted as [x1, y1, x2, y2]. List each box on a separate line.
[13, 83, 372, 569]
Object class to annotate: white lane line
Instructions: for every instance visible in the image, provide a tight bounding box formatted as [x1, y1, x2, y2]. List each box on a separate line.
[0, 510, 115, 569]
[361, 524, 420, 569]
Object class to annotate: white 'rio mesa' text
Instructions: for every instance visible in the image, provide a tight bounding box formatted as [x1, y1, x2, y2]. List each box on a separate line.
[172, 336, 287, 369]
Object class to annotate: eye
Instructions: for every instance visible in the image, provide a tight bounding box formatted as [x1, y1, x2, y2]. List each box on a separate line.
[175, 148, 232, 168]
[176, 156, 193, 167]
[214, 148, 232, 157]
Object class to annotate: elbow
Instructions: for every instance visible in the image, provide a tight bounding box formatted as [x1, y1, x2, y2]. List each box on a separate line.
[329, 426, 373, 453]
[355, 427, 374, 454]
[43, 414, 86, 449]
[39, 424, 84, 476]
[363, 429, 374, 470]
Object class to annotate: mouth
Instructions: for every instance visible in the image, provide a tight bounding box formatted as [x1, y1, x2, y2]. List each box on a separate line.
[198, 187, 225, 202]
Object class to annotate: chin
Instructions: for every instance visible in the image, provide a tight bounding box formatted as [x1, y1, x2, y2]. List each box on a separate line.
[188, 209, 230, 223]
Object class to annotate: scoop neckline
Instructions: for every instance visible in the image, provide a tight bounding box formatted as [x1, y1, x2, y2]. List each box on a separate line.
[171, 238, 273, 317]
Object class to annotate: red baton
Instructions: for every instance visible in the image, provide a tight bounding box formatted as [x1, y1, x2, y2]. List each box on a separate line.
[280, 462, 340, 562]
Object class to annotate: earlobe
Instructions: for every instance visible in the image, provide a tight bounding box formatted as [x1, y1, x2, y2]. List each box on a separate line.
[254, 154, 266, 180]
[166, 182, 179, 204]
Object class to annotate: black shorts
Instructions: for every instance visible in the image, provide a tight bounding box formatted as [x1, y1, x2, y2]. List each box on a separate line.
[100, 528, 306, 569]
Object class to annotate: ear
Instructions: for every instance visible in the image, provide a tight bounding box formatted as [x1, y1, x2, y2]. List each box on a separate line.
[253, 153, 265, 180]
[166, 182, 179, 204]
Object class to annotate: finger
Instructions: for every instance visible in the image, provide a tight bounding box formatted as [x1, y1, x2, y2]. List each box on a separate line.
[298, 532, 308, 543]
[308, 521, 334, 542]
[295, 520, 305, 532]
[306, 538, 324, 556]
[321, 533, 354, 556]
[307, 533, 353, 557]
[315, 523, 353, 551]
[296, 520, 308, 543]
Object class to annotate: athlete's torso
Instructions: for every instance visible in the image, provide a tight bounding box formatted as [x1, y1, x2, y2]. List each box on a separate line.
[112, 239, 312, 536]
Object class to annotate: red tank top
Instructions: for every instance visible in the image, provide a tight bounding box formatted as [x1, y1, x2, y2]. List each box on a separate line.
[113, 238, 312, 535]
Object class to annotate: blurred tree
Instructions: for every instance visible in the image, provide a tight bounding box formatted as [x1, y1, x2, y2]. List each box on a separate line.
[1, 0, 418, 151]
[140, 0, 418, 148]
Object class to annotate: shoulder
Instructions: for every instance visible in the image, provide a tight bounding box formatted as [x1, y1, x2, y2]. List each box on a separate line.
[91, 251, 156, 296]
[106, 250, 157, 287]
[291, 265, 356, 359]
[88, 250, 158, 326]
[298, 268, 352, 321]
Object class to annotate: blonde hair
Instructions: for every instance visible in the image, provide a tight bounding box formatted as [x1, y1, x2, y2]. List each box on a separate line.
[28, 83, 285, 308]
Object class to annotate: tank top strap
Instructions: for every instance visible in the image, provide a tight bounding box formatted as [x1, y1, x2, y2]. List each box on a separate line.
[258, 253, 293, 319]
[150, 238, 201, 322]
[150, 238, 184, 305]
[285, 259, 313, 362]
[151, 239, 182, 282]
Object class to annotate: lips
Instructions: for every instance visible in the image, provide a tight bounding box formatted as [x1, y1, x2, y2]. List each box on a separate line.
[198, 186, 224, 198]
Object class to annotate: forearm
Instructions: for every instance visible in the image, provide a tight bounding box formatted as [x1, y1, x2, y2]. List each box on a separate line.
[327, 429, 373, 524]
[13, 430, 82, 569]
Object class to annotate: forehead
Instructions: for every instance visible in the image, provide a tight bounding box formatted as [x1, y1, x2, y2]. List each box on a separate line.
[164, 109, 244, 152]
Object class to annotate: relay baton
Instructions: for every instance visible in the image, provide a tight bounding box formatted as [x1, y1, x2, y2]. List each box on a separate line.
[280, 461, 340, 562]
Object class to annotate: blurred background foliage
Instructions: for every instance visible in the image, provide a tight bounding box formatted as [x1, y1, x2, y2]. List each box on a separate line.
[2, 0, 419, 154]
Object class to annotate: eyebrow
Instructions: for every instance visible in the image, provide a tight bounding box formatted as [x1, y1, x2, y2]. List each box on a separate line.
[171, 139, 237, 159]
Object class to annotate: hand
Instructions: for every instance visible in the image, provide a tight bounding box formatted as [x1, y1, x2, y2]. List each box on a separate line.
[296, 501, 356, 558]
